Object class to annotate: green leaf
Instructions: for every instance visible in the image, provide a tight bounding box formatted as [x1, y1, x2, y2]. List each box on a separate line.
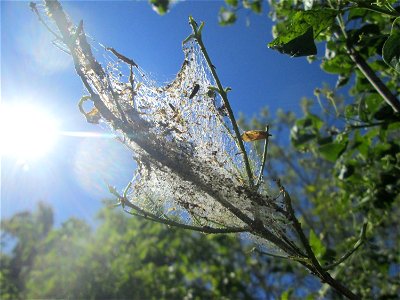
[364, 95, 382, 116]
[321, 56, 354, 74]
[336, 74, 350, 88]
[307, 113, 324, 130]
[290, 129, 316, 147]
[218, 7, 237, 26]
[280, 289, 293, 300]
[309, 230, 326, 260]
[338, 164, 355, 180]
[268, 9, 337, 57]
[225, 0, 238, 7]
[373, 104, 395, 120]
[270, 26, 316, 57]
[318, 137, 348, 162]
[249, 0, 262, 14]
[149, 0, 170, 15]
[317, 136, 333, 145]
[296, 113, 323, 131]
[383, 17, 400, 73]
[348, 8, 367, 21]
[345, 104, 357, 119]
[348, 24, 380, 47]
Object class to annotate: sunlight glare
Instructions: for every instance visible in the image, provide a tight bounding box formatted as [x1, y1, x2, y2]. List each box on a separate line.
[0, 104, 59, 159]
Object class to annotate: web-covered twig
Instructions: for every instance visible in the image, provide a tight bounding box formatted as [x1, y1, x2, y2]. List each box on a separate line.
[35, 0, 303, 258]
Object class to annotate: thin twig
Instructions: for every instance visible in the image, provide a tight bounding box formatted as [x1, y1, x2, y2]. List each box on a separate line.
[187, 16, 254, 188]
[121, 196, 250, 234]
[252, 247, 311, 264]
[353, 3, 400, 17]
[323, 222, 367, 270]
[30, 2, 63, 40]
[256, 125, 270, 188]
[42, 0, 119, 126]
[106, 47, 138, 68]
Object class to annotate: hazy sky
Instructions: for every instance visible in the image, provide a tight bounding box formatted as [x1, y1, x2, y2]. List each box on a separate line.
[1, 0, 337, 225]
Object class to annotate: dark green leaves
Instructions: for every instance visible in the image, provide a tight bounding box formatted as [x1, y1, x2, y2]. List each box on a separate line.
[383, 17, 400, 73]
[319, 136, 348, 162]
[290, 110, 349, 162]
[225, 0, 238, 8]
[271, 26, 317, 57]
[219, 0, 263, 26]
[268, 9, 337, 57]
[290, 113, 323, 148]
[218, 7, 237, 26]
[243, 0, 262, 14]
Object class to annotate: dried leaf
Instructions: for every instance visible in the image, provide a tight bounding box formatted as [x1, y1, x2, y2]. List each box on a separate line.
[241, 130, 270, 142]
[85, 107, 101, 124]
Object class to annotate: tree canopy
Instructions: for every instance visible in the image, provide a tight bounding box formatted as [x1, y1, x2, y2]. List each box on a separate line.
[1, 202, 302, 300]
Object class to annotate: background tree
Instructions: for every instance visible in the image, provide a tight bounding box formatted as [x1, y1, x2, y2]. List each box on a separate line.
[2, 202, 313, 299]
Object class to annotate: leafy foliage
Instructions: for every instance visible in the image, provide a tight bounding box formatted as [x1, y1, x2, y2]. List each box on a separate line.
[238, 99, 400, 298]
[1, 203, 278, 299]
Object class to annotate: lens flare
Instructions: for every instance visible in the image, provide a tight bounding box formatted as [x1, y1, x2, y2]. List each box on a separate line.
[0, 104, 59, 159]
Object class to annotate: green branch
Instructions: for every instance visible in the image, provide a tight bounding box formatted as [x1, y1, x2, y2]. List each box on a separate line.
[323, 222, 367, 270]
[347, 47, 400, 113]
[251, 247, 311, 264]
[352, 2, 400, 17]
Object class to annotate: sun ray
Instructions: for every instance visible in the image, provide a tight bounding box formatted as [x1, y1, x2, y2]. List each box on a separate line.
[0, 103, 59, 159]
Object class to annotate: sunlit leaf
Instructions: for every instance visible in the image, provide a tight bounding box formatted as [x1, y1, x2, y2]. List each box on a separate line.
[280, 289, 293, 300]
[309, 230, 326, 260]
[268, 9, 337, 57]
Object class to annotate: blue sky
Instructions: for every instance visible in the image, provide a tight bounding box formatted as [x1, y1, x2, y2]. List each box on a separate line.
[1, 0, 337, 225]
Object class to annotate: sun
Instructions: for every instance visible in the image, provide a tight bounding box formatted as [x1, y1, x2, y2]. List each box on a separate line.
[0, 103, 59, 159]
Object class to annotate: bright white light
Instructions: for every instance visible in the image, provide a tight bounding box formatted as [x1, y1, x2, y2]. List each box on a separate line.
[0, 104, 59, 159]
